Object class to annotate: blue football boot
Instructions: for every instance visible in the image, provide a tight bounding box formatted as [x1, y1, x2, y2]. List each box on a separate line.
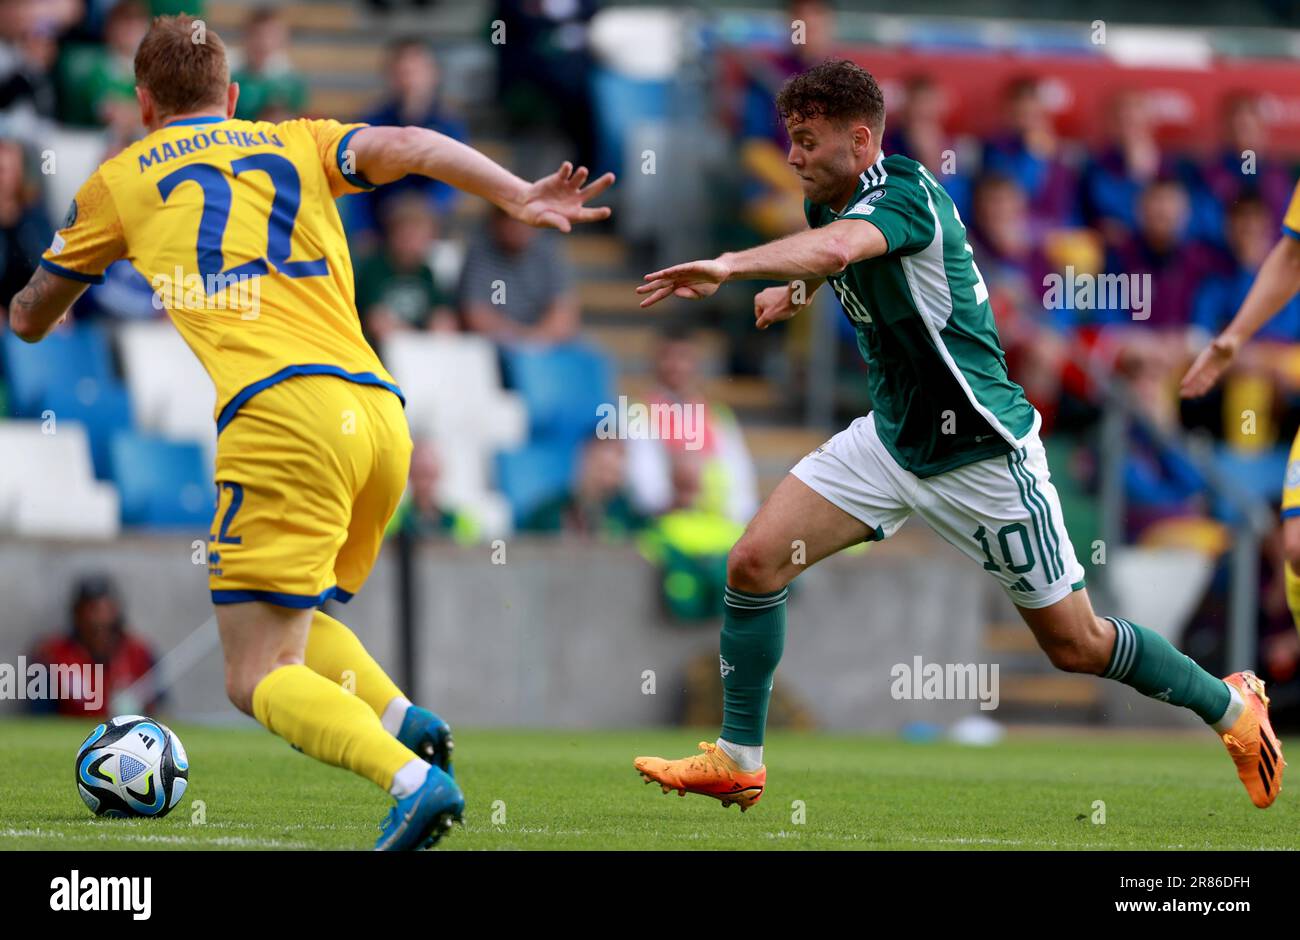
[397, 706, 455, 775]
[374, 764, 464, 851]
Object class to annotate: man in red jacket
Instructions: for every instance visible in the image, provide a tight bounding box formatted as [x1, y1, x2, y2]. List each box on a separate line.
[29, 575, 160, 717]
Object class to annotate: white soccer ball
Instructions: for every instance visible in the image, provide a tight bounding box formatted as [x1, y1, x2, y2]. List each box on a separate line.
[75, 714, 189, 818]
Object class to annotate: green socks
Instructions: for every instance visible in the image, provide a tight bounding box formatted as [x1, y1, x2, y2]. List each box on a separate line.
[719, 586, 788, 746]
[1102, 617, 1231, 725]
[720, 601, 1231, 742]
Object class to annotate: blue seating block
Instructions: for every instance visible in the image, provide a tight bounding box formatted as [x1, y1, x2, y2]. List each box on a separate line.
[495, 440, 577, 528]
[2, 324, 114, 418]
[1210, 444, 1289, 525]
[110, 431, 215, 529]
[500, 342, 615, 444]
[43, 379, 133, 480]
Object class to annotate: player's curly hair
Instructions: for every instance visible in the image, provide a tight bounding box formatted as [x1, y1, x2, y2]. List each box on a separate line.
[776, 59, 886, 133]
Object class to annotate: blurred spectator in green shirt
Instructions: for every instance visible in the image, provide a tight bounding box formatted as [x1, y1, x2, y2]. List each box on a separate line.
[56, 0, 146, 136]
[148, 0, 206, 17]
[233, 7, 307, 122]
[387, 438, 479, 542]
[521, 436, 643, 537]
[356, 195, 457, 347]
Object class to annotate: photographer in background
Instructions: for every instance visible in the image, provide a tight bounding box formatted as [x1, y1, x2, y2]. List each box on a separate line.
[28, 575, 162, 717]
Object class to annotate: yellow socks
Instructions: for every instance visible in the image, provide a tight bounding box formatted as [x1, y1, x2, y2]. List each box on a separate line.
[280, 611, 426, 793]
[251, 664, 415, 792]
[305, 610, 405, 719]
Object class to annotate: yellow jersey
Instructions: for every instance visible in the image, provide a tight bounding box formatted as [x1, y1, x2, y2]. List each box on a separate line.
[41, 115, 401, 431]
[1286, 177, 1300, 241]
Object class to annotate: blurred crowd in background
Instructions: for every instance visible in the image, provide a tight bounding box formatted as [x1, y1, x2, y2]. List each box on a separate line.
[3, 0, 1300, 672]
[0, 0, 766, 627]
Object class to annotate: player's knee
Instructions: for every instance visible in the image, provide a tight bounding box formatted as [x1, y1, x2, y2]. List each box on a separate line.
[224, 667, 258, 717]
[1042, 638, 1095, 674]
[726, 539, 787, 594]
[225, 651, 303, 716]
[1041, 619, 1110, 675]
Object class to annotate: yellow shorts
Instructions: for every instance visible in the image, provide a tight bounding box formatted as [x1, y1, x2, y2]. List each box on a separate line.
[1286, 429, 1300, 520]
[208, 374, 412, 608]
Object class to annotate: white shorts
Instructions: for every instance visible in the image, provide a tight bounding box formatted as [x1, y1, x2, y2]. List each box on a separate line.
[790, 413, 1085, 609]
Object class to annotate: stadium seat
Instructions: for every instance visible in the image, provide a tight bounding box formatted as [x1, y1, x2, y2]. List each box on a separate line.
[42, 378, 134, 480]
[2, 324, 115, 419]
[110, 431, 215, 529]
[383, 333, 527, 537]
[499, 342, 615, 444]
[588, 9, 676, 176]
[0, 421, 119, 539]
[383, 333, 526, 445]
[495, 439, 578, 527]
[115, 322, 217, 463]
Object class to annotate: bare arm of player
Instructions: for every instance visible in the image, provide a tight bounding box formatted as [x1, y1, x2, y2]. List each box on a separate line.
[1180, 235, 1300, 398]
[754, 278, 825, 330]
[346, 126, 614, 232]
[637, 219, 883, 308]
[7, 267, 90, 343]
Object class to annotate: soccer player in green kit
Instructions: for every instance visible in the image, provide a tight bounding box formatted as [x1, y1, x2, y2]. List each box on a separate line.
[632, 60, 1282, 812]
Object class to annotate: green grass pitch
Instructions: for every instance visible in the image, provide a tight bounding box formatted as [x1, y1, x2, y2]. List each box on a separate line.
[0, 717, 1294, 850]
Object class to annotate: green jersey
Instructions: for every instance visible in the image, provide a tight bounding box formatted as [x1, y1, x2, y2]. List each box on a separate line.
[806, 153, 1036, 477]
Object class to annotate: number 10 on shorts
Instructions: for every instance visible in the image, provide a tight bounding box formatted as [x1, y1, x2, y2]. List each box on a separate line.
[972, 523, 1034, 575]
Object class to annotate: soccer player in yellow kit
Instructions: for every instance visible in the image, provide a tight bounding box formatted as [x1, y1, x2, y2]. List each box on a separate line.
[8, 16, 613, 850]
[1183, 178, 1300, 639]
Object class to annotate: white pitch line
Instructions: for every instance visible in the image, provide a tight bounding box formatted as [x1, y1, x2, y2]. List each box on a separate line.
[89, 831, 311, 849]
[0, 827, 66, 839]
[0, 827, 310, 849]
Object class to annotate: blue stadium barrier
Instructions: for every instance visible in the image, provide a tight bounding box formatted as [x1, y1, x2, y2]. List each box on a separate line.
[1009, 26, 1107, 57]
[591, 65, 669, 179]
[42, 379, 133, 480]
[907, 22, 1001, 52]
[109, 431, 215, 529]
[500, 342, 615, 444]
[495, 439, 578, 528]
[2, 324, 115, 418]
[1210, 444, 1288, 525]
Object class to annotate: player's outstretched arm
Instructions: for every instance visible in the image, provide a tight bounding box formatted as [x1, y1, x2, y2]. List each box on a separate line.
[8, 267, 90, 343]
[347, 126, 614, 232]
[637, 219, 883, 308]
[1181, 235, 1300, 398]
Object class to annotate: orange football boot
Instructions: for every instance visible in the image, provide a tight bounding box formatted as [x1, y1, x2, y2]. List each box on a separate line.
[634, 741, 766, 811]
[1221, 671, 1285, 808]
